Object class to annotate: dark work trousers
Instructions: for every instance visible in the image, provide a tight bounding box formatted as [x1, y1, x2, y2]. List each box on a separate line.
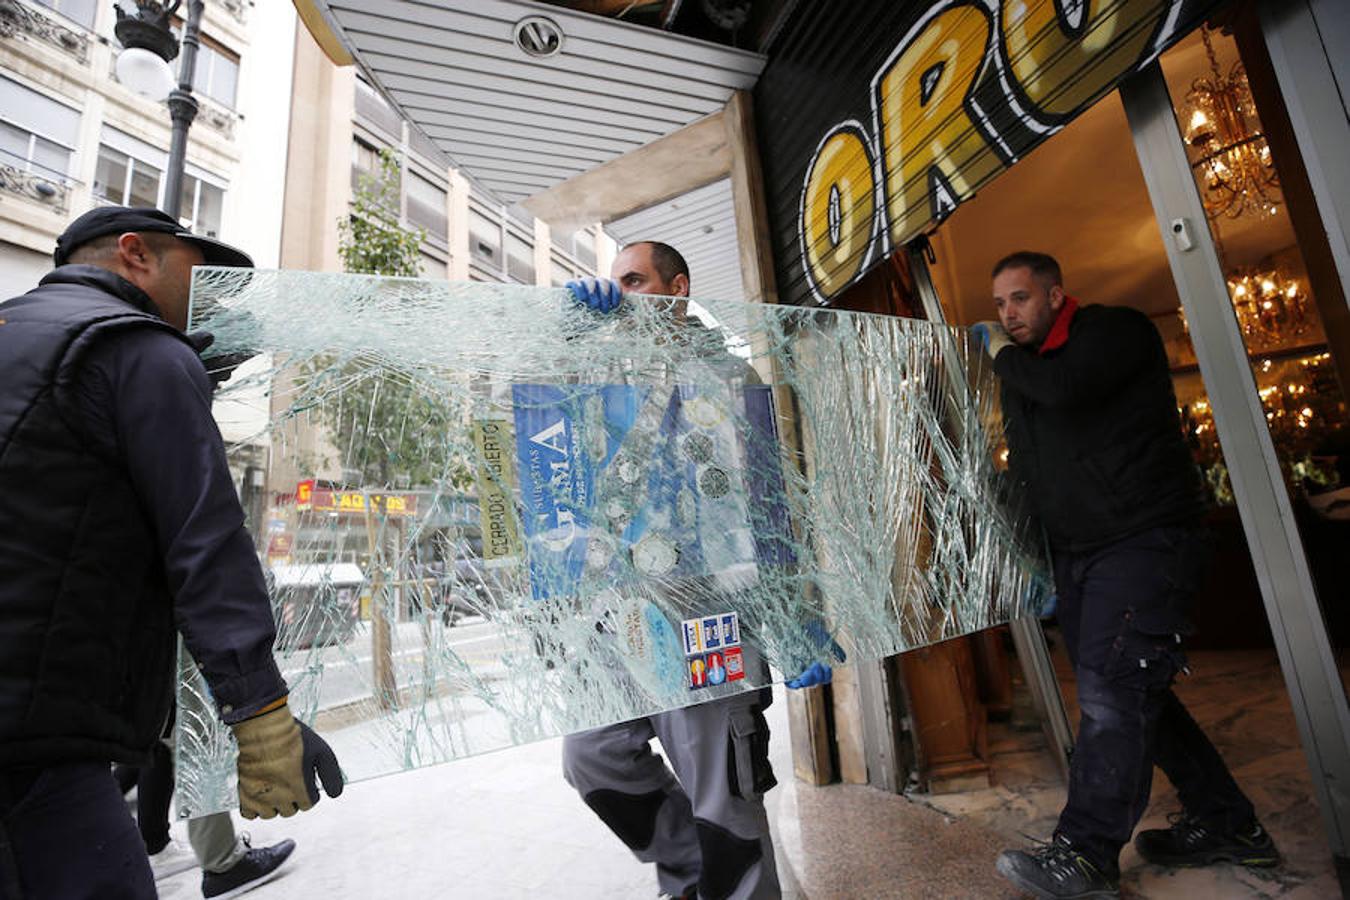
[562, 690, 780, 900]
[113, 740, 174, 854]
[0, 763, 155, 900]
[1053, 525, 1256, 872]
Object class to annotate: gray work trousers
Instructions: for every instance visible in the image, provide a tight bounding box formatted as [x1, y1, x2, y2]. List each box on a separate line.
[187, 810, 245, 874]
[562, 690, 780, 900]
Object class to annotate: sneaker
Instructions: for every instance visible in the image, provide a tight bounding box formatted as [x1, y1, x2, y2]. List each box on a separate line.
[201, 835, 296, 899]
[995, 834, 1120, 899]
[148, 838, 199, 881]
[1135, 813, 1280, 868]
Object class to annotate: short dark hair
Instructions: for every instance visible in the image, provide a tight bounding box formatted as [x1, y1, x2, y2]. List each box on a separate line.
[65, 230, 178, 266]
[627, 240, 689, 286]
[992, 251, 1062, 287]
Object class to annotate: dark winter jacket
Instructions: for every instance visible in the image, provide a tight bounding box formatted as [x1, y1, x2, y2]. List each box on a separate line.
[0, 266, 285, 767]
[995, 300, 1207, 553]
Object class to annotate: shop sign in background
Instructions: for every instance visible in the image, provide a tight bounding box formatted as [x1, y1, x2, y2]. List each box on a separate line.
[755, 0, 1223, 306]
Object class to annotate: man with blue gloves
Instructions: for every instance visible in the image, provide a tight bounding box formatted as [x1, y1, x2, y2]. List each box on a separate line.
[976, 252, 1275, 899]
[561, 241, 836, 900]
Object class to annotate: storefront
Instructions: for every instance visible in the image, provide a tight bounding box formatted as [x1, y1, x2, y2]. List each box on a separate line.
[294, 0, 1350, 882]
[750, 0, 1350, 877]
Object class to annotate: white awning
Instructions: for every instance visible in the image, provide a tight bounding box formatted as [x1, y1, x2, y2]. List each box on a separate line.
[299, 0, 765, 206]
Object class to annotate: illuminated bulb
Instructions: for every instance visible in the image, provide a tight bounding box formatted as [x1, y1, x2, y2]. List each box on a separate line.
[1189, 109, 1209, 130]
[1261, 280, 1276, 293]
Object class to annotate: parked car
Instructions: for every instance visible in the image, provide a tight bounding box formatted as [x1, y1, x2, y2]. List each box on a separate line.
[269, 562, 365, 649]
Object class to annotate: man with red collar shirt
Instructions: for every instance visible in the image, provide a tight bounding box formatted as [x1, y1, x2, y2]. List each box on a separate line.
[975, 252, 1276, 898]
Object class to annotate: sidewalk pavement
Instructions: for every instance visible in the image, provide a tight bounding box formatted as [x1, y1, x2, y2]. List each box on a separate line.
[157, 652, 1338, 898]
[156, 684, 1013, 899]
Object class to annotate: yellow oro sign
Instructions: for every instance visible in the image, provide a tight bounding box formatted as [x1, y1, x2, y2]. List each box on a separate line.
[472, 419, 523, 561]
[799, 0, 1184, 302]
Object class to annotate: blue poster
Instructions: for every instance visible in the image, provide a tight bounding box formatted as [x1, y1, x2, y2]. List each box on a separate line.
[512, 382, 791, 600]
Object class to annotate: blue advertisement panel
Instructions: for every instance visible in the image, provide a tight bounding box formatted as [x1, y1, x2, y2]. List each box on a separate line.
[511, 382, 790, 600]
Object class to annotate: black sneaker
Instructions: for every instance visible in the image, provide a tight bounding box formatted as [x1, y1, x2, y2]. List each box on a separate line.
[996, 834, 1120, 899]
[1135, 813, 1279, 868]
[201, 835, 296, 899]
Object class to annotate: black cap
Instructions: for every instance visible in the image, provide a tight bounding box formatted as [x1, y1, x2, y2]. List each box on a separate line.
[54, 206, 254, 269]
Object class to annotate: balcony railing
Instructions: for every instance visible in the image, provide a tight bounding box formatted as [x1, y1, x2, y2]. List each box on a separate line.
[0, 155, 72, 213]
[198, 94, 238, 140]
[0, 0, 90, 64]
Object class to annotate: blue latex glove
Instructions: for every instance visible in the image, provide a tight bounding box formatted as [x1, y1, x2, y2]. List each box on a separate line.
[786, 620, 847, 690]
[971, 320, 1014, 358]
[1040, 592, 1058, 618]
[566, 277, 623, 314]
[787, 661, 833, 689]
[1020, 571, 1057, 618]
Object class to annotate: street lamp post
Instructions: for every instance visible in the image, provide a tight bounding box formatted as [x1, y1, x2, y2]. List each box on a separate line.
[113, 0, 205, 220]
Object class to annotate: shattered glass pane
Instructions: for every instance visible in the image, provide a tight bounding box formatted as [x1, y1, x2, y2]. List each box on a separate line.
[175, 268, 1049, 818]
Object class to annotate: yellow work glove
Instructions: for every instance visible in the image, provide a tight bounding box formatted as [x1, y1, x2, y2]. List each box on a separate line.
[230, 702, 344, 819]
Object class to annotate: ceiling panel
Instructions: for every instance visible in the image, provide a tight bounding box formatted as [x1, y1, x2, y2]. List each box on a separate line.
[319, 0, 765, 206]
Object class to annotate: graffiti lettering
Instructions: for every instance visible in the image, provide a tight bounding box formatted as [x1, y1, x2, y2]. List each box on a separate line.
[798, 0, 1198, 303]
[874, 2, 1003, 250]
[799, 123, 876, 299]
[1002, 0, 1165, 121]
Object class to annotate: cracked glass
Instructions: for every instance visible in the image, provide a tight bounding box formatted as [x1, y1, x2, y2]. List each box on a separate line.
[175, 268, 1049, 818]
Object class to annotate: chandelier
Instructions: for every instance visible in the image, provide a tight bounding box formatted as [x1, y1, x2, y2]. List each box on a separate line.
[1182, 27, 1281, 220]
[1227, 267, 1312, 350]
[1175, 265, 1314, 354]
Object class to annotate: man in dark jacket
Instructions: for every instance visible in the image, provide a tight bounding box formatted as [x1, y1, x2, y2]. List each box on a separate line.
[0, 207, 342, 900]
[978, 252, 1276, 898]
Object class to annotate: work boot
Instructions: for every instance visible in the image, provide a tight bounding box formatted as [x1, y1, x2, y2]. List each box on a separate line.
[995, 833, 1119, 899]
[1135, 813, 1279, 868]
[201, 835, 296, 899]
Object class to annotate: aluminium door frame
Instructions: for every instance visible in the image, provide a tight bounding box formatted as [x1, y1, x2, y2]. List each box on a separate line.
[1120, 61, 1350, 867]
[1258, 0, 1350, 312]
